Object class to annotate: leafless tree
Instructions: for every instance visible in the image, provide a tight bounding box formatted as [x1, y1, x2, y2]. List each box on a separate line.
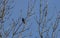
[51, 12, 60, 38]
[35, 0, 60, 38]
[0, 0, 14, 38]
[6, 0, 37, 38]
[0, 0, 60, 38]
[35, 0, 49, 38]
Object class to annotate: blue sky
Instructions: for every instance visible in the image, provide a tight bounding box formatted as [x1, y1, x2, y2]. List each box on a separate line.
[0, 0, 60, 38]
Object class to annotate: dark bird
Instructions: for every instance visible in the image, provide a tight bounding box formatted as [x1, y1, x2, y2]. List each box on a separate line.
[0, 16, 2, 18]
[0, 34, 2, 38]
[22, 18, 25, 24]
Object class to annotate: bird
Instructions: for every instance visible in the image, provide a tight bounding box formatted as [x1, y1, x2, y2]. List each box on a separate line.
[0, 34, 2, 38]
[22, 18, 25, 24]
[0, 16, 2, 18]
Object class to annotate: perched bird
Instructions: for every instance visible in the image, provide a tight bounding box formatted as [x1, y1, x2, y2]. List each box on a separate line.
[0, 16, 2, 18]
[22, 18, 25, 24]
[0, 34, 2, 38]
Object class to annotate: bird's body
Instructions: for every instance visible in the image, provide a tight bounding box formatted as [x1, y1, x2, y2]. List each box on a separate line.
[22, 18, 25, 24]
[0, 34, 2, 38]
[0, 17, 2, 18]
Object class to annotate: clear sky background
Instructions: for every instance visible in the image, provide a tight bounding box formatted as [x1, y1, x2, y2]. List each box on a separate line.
[1, 0, 60, 38]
